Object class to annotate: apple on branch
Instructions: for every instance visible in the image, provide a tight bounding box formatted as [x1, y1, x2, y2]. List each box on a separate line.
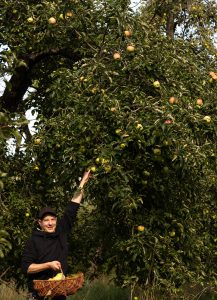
[126, 45, 135, 52]
[153, 80, 160, 88]
[113, 52, 121, 60]
[27, 17, 34, 23]
[196, 98, 203, 106]
[124, 30, 132, 37]
[48, 17, 57, 25]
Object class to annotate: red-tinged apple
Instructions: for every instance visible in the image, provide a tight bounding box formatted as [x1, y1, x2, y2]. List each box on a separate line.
[196, 98, 203, 106]
[169, 97, 175, 104]
[113, 52, 121, 60]
[164, 119, 172, 124]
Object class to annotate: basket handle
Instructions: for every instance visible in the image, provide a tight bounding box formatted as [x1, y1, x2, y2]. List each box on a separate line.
[60, 267, 64, 275]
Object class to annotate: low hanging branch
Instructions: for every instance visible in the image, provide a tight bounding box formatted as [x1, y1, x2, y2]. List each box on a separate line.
[0, 48, 81, 113]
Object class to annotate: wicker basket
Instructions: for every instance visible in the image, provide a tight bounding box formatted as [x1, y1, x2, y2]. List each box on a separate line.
[33, 273, 84, 297]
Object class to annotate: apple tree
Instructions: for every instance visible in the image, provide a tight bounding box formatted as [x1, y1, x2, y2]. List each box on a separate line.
[0, 0, 217, 296]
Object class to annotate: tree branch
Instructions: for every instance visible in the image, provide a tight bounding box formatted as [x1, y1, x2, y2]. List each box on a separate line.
[166, 11, 175, 38]
[0, 48, 81, 113]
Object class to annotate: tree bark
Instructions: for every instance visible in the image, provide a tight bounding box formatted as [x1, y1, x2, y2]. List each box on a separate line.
[166, 11, 175, 38]
[0, 49, 81, 113]
[1, 65, 32, 113]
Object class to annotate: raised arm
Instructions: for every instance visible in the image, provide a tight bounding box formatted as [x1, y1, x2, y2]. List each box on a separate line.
[71, 170, 91, 203]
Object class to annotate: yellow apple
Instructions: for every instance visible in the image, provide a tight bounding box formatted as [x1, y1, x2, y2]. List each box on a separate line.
[115, 129, 122, 134]
[137, 225, 145, 232]
[49, 273, 65, 281]
[203, 116, 211, 123]
[143, 170, 150, 177]
[59, 14, 64, 20]
[124, 30, 132, 37]
[34, 166, 39, 171]
[104, 165, 112, 173]
[110, 107, 117, 112]
[169, 230, 176, 237]
[27, 17, 34, 23]
[126, 45, 135, 52]
[34, 138, 41, 145]
[25, 213, 30, 217]
[153, 148, 161, 155]
[153, 80, 160, 88]
[66, 11, 73, 18]
[90, 166, 96, 172]
[136, 123, 143, 130]
[120, 143, 126, 148]
[48, 17, 57, 25]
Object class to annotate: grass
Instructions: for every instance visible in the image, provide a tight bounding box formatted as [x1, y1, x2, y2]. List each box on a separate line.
[0, 277, 217, 300]
[0, 283, 26, 300]
[68, 276, 129, 300]
[0, 277, 129, 300]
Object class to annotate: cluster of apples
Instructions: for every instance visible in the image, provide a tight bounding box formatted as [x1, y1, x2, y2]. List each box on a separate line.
[27, 11, 73, 25]
[168, 96, 204, 107]
[48, 272, 65, 281]
[209, 71, 217, 80]
[113, 30, 134, 60]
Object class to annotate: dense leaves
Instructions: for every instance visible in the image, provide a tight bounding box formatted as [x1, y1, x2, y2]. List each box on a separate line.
[0, 0, 217, 296]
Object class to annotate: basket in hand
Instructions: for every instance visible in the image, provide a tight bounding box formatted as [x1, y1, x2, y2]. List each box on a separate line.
[33, 272, 84, 297]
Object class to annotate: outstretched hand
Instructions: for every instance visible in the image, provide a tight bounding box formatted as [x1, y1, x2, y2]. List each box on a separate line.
[79, 170, 91, 188]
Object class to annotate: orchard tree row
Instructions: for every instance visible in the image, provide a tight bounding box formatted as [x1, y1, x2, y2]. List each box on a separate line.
[0, 0, 217, 297]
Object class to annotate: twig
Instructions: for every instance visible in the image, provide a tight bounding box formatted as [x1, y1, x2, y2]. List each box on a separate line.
[0, 267, 10, 279]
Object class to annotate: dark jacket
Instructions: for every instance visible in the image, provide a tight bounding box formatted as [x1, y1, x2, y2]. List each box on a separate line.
[21, 202, 80, 293]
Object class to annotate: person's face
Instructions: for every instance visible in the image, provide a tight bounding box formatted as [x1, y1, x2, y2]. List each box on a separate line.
[38, 214, 57, 233]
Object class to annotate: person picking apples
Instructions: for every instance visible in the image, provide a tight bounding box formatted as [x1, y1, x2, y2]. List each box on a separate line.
[21, 170, 91, 300]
